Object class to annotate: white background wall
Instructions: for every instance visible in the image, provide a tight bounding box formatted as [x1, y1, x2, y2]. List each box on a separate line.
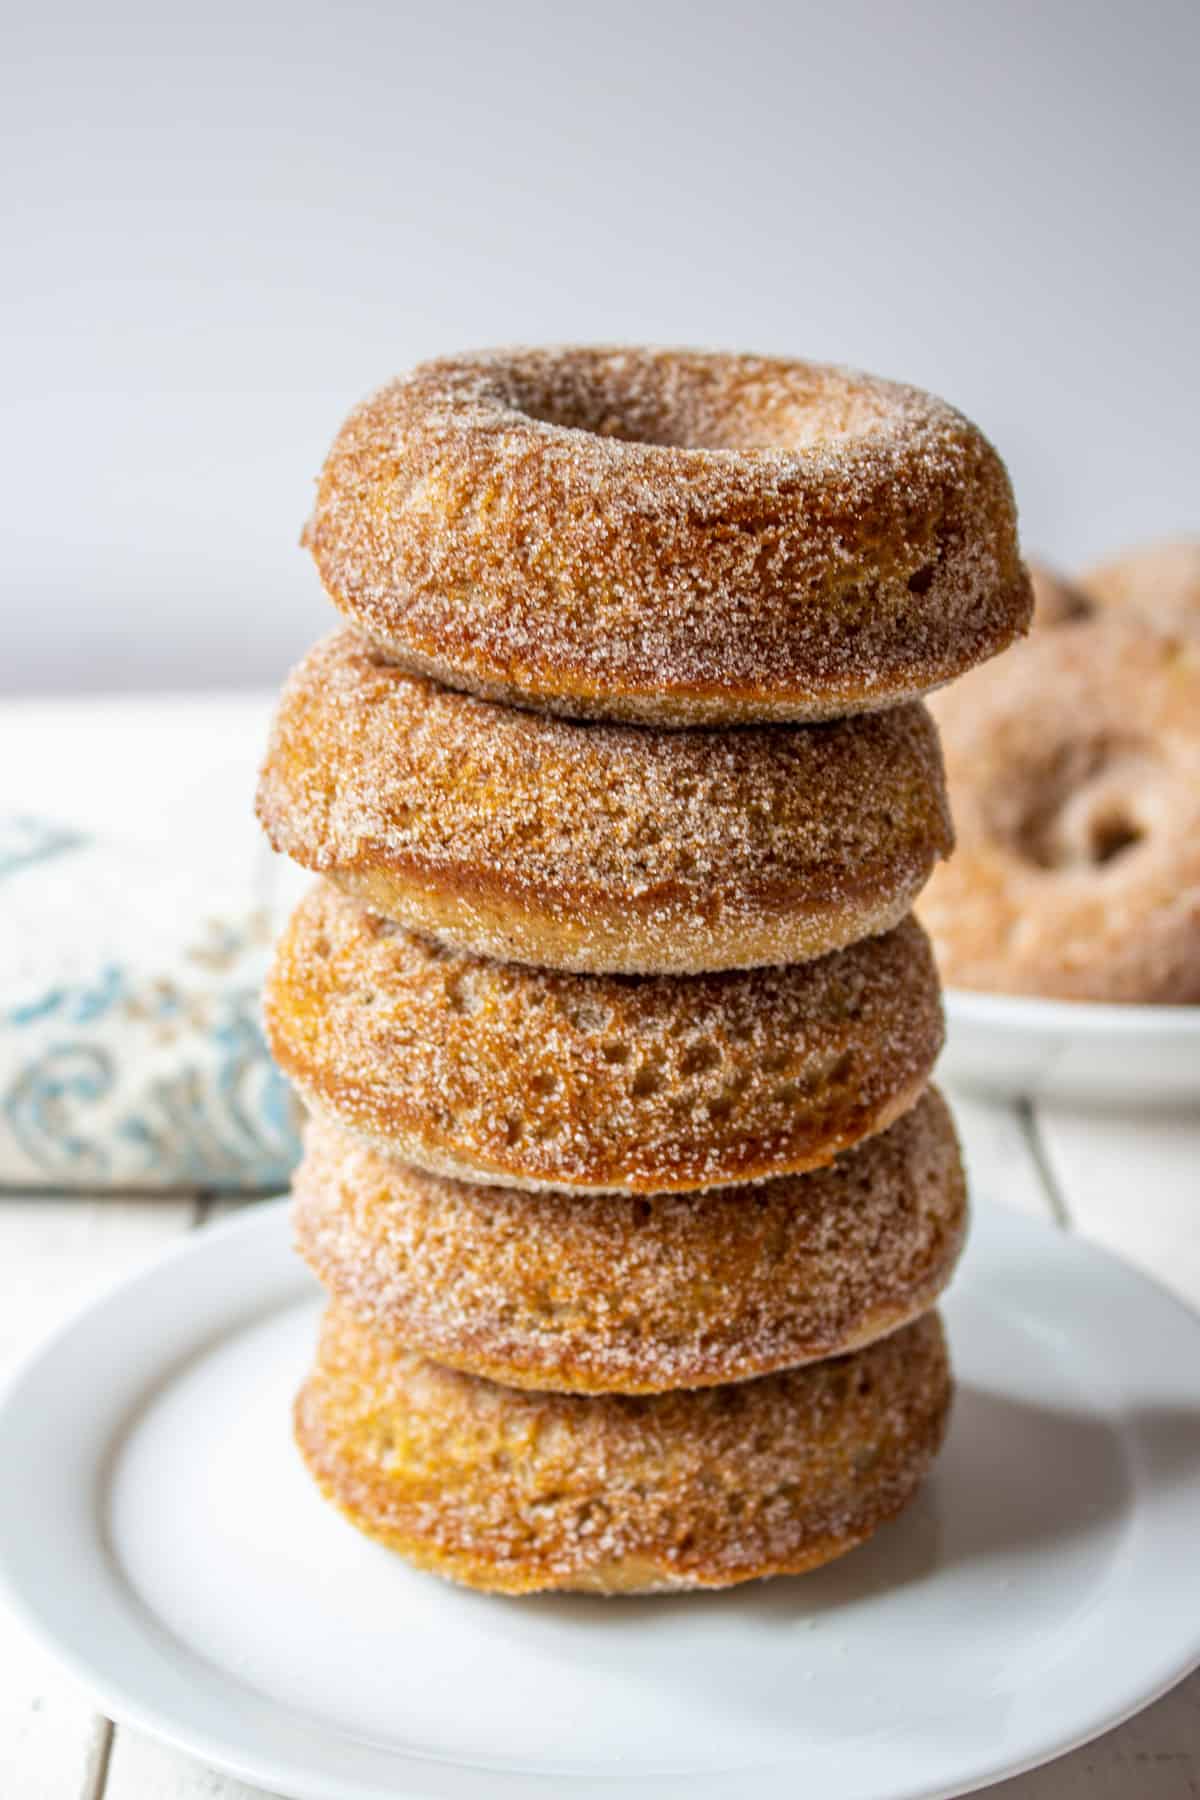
[5, 0, 1197, 695]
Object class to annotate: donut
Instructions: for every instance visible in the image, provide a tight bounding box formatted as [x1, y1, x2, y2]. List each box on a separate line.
[257, 631, 953, 975]
[921, 619, 1200, 1001]
[1026, 557, 1095, 626]
[293, 1089, 965, 1394]
[1080, 537, 1200, 633]
[295, 1306, 951, 1594]
[303, 347, 1031, 727]
[264, 885, 944, 1193]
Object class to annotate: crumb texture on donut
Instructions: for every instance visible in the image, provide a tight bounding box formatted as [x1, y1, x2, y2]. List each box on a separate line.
[923, 621, 1200, 1001]
[265, 885, 945, 1192]
[304, 347, 1031, 725]
[257, 631, 953, 974]
[295, 1306, 952, 1593]
[293, 1089, 966, 1393]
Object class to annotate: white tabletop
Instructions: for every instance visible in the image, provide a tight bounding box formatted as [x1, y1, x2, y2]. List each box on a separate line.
[1, 693, 1197, 1799]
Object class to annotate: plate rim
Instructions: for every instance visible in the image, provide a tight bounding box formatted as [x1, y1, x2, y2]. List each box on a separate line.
[2, 1198, 1200, 1800]
[944, 986, 1200, 1035]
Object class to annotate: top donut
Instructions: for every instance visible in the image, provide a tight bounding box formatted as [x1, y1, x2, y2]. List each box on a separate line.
[304, 347, 1032, 727]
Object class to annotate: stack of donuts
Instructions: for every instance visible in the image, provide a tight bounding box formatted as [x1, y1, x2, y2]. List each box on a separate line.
[257, 348, 1032, 1594]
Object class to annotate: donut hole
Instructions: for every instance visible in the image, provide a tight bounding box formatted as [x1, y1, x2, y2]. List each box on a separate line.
[1043, 787, 1149, 871]
[1087, 809, 1144, 866]
[505, 351, 892, 454]
[1003, 737, 1154, 871]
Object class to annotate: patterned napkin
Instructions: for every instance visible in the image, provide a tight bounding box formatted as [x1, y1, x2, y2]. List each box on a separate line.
[1, 815, 302, 1192]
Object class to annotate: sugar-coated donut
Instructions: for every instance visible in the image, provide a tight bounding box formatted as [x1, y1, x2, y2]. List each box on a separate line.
[304, 347, 1031, 727]
[1026, 557, 1095, 626]
[1024, 542, 1200, 635]
[257, 631, 953, 976]
[293, 1090, 965, 1394]
[922, 620, 1200, 1001]
[1080, 537, 1200, 633]
[295, 1306, 951, 1594]
[264, 885, 944, 1193]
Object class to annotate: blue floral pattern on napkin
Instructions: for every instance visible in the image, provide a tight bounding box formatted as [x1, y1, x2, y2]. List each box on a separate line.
[1, 817, 301, 1191]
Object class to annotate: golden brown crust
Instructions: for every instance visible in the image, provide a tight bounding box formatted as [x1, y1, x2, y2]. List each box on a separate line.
[293, 1090, 966, 1393]
[295, 1307, 952, 1593]
[922, 620, 1200, 1001]
[265, 885, 945, 1193]
[304, 347, 1032, 726]
[257, 631, 953, 975]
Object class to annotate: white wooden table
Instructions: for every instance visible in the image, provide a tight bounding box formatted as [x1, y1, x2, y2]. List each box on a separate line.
[2, 695, 1198, 1799]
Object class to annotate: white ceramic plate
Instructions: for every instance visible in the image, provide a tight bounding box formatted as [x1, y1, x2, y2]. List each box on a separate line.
[1, 1200, 1199, 1800]
[941, 987, 1200, 1106]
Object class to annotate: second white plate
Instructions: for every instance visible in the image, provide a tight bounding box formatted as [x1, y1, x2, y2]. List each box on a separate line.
[941, 986, 1200, 1106]
[1, 1200, 1199, 1800]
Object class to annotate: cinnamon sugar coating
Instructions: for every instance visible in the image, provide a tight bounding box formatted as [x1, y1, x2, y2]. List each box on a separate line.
[921, 620, 1200, 1001]
[1080, 538, 1200, 634]
[257, 631, 953, 975]
[294, 1090, 965, 1394]
[304, 347, 1032, 726]
[265, 886, 944, 1193]
[295, 1307, 951, 1594]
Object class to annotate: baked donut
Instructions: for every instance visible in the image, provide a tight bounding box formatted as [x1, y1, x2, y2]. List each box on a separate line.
[1081, 537, 1200, 633]
[295, 1306, 951, 1594]
[257, 632, 953, 975]
[1027, 557, 1095, 626]
[294, 1089, 965, 1394]
[922, 620, 1200, 1001]
[304, 347, 1031, 726]
[265, 886, 944, 1193]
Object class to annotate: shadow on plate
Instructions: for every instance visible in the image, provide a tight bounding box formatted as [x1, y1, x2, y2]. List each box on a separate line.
[510, 1386, 1200, 1633]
